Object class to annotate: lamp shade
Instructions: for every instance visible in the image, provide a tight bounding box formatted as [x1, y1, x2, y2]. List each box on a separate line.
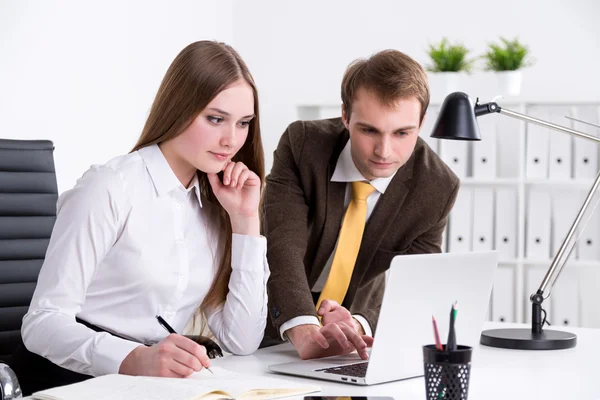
[430, 92, 481, 141]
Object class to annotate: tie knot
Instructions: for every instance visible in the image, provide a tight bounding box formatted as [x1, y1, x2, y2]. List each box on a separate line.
[351, 181, 375, 201]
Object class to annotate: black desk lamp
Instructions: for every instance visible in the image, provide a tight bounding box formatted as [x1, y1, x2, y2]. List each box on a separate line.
[431, 92, 600, 350]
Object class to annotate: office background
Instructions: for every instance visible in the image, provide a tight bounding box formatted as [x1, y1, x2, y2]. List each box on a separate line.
[2, 0, 600, 327]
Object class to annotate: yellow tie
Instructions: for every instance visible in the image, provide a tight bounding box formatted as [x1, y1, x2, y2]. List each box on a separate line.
[316, 181, 376, 310]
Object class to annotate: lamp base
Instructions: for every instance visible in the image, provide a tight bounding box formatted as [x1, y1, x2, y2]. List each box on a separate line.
[480, 328, 577, 350]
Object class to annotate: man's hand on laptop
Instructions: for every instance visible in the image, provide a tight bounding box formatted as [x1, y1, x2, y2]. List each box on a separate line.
[286, 323, 373, 361]
[317, 299, 365, 335]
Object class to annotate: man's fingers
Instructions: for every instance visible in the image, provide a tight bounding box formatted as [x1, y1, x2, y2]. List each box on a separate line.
[310, 329, 330, 349]
[317, 299, 339, 315]
[321, 324, 351, 350]
[338, 323, 368, 354]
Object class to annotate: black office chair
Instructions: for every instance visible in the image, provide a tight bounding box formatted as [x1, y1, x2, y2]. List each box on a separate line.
[0, 139, 58, 367]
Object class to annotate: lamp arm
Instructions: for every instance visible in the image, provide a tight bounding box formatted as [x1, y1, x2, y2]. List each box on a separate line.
[478, 101, 600, 144]
[476, 101, 600, 333]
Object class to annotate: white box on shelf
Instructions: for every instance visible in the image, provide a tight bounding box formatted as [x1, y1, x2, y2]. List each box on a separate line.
[547, 107, 573, 179]
[526, 189, 552, 260]
[579, 266, 600, 328]
[525, 107, 550, 179]
[472, 116, 497, 179]
[472, 188, 494, 251]
[440, 140, 469, 179]
[495, 188, 518, 260]
[447, 187, 473, 253]
[551, 265, 580, 327]
[577, 194, 600, 261]
[551, 191, 581, 258]
[491, 265, 515, 323]
[572, 106, 600, 180]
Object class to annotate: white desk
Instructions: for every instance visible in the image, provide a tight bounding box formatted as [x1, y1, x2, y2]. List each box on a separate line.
[213, 322, 600, 399]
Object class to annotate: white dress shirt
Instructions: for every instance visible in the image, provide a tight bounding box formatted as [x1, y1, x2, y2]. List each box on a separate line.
[22, 144, 269, 377]
[279, 140, 396, 339]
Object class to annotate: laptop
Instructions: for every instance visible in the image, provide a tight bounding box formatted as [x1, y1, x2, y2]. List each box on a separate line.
[269, 251, 498, 386]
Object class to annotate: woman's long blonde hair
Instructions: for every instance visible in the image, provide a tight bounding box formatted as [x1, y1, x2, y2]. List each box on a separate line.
[131, 41, 264, 328]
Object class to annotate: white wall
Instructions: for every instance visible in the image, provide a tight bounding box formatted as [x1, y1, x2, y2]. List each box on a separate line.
[231, 0, 600, 172]
[0, 0, 232, 192]
[3, 1, 599, 188]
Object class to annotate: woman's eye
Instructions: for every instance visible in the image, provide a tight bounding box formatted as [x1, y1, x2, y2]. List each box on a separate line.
[207, 116, 223, 124]
[239, 120, 251, 128]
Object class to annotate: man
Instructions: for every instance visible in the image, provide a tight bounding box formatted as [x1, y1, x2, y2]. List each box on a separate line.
[261, 49, 459, 360]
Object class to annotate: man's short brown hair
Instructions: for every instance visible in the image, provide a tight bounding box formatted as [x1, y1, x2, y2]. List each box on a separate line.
[341, 49, 430, 124]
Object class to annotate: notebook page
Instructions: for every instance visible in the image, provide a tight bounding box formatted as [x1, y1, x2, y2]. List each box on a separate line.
[31, 374, 229, 400]
[186, 367, 320, 399]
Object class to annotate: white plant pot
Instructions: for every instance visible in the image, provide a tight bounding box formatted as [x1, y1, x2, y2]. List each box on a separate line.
[437, 71, 461, 95]
[496, 70, 523, 96]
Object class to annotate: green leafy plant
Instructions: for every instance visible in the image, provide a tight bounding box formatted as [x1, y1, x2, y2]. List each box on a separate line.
[483, 37, 534, 71]
[426, 38, 473, 72]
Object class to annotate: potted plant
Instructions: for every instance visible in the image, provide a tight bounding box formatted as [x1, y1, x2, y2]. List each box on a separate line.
[426, 38, 473, 95]
[482, 37, 534, 96]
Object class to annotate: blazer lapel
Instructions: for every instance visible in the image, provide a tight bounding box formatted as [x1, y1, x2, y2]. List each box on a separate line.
[309, 132, 349, 285]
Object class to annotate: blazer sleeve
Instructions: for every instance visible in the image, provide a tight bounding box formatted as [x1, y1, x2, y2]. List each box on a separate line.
[351, 180, 460, 334]
[261, 122, 318, 333]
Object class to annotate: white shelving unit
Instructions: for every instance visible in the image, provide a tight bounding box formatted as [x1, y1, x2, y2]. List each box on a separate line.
[297, 101, 600, 329]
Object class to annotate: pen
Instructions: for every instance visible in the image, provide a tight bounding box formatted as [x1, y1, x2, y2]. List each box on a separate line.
[155, 315, 214, 374]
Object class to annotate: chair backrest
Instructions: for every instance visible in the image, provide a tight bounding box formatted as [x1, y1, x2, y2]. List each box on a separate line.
[0, 139, 58, 366]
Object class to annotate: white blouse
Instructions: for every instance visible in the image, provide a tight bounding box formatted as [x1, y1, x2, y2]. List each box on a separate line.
[22, 144, 269, 377]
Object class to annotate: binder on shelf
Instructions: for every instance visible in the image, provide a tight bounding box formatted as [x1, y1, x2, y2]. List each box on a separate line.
[491, 266, 515, 323]
[495, 188, 518, 260]
[572, 106, 600, 180]
[440, 139, 469, 179]
[551, 191, 581, 258]
[526, 189, 551, 260]
[447, 187, 473, 252]
[551, 265, 580, 327]
[471, 188, 494, 251]
[547, 107, 573, 179]
[577, 190, 600, 261]
[525, 107, 550, 179]
[472, 116, 497, 179]
[579, 266, 600, 328]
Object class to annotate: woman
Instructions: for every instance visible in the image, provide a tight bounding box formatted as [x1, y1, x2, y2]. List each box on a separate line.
[15, 41, 268, 394]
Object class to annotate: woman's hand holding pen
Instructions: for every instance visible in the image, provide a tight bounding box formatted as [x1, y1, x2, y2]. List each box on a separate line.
[207, 161, 261, 236]
[119, 334, 211, 378]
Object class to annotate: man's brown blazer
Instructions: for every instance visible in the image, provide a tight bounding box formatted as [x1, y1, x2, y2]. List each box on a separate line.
[261, 117, 459, 339]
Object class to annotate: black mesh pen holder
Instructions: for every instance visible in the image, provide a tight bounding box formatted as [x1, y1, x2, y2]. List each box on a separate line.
[423, 344, 473, 400]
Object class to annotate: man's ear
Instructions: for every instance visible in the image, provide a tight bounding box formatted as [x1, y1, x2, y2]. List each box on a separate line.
[341, 105, 350, 130]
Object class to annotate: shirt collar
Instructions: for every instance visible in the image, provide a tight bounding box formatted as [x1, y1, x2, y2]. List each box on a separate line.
[138, 144, 203, 206]
[330, 140, 396, 194]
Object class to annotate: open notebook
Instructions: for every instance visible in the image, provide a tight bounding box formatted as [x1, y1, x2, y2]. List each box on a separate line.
[31, 367, 320, 400]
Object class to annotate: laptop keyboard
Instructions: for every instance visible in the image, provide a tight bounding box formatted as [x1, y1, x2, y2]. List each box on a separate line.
[315, 362, 369, 377]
